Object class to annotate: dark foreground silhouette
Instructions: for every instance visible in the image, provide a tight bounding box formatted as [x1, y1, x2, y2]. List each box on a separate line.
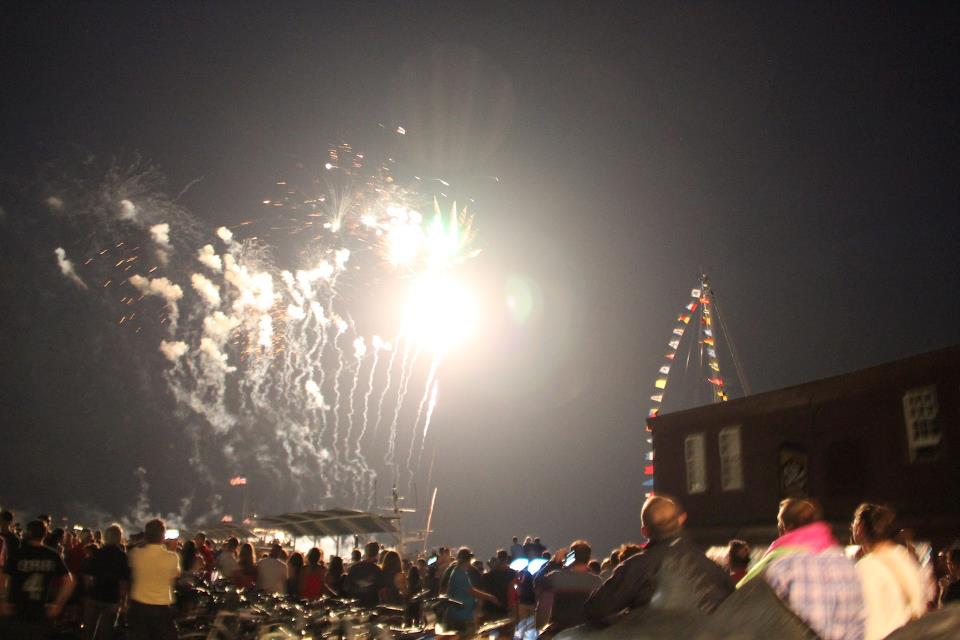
[558, 571, 960, 640]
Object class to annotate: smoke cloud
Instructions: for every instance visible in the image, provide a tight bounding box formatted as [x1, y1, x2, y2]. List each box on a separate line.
[54, 247, 88, 289]
[202, 311, 238, 343]
[199, 337, 236, 372]
[128, 274, 184, 329]
[190, 273, 221, 307]
[197, 244, 222, 272]
[119, 199, 137, 220]
[149, 223, 171, 247]
[159, 340, 189, 362]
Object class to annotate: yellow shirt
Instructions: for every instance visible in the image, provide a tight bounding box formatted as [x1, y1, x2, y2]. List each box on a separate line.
[129, 544, 181, 605]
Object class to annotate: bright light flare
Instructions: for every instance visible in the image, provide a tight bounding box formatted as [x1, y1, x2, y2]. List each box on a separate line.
[402, 274, 477, 352]
[388, 223, 424, 266]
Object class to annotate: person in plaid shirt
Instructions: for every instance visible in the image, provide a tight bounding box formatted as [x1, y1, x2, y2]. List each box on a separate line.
[739, 498, 865, 640]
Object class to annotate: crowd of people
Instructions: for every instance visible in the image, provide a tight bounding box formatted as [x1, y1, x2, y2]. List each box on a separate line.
[0, 497, 958, 639]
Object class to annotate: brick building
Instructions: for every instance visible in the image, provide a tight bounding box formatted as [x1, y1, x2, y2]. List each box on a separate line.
[647, 345, 960, 547]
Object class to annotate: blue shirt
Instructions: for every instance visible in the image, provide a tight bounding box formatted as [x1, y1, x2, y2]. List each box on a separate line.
[446, 564, 476, 622]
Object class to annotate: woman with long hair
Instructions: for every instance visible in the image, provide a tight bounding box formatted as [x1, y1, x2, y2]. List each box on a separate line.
[234, 543, 258, 590]
[404, 561, 423, 625]
[300, 547, 327, 600]
[379, 549, 407, 606]
[287, 552, 304, 599]
[325, 555, 345, 596]
[851, 503, 925, 640]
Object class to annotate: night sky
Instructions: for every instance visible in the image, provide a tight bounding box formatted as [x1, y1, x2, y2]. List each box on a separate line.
[2, 2, 958, 557]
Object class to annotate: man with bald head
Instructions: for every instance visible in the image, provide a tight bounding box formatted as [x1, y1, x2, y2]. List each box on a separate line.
[584, 495, 732, 625]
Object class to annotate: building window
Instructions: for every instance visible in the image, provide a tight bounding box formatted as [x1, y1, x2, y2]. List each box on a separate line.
[903, 386, 942, 461]
[719, 426, 744, 491]
[685, 433, 707, 494]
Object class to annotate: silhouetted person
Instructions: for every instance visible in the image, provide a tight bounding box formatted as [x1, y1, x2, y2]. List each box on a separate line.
[536, 539, 601, 636]
[584, 495, 732, 625]
[344, 541, 383, 607]
[1, 519, 75, 638]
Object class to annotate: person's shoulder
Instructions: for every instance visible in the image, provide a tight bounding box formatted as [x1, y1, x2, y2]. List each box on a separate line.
[40, 544, 65, 559]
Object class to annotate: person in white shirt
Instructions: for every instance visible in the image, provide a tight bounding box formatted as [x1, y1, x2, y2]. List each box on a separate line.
[216, 537, 240, 581]
[852, 503, 925, 640]
[256, 544, 289, 595]
[127, 519, 181, 640]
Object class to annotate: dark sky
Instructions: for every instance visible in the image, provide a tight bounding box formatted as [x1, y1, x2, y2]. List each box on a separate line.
[2, 2, 959, 556]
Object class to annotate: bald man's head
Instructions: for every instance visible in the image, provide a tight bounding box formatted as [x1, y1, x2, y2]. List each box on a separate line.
[641, 495, 687, 541]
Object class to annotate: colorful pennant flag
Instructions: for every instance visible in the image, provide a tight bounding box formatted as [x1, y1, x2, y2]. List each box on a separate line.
[650, 394, 663, 403]
[654, 378, 667, 389]
[659, 365, 670, 375]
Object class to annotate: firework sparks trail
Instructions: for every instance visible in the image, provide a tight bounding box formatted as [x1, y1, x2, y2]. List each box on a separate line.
[356, 337, 383, 508]
[344, 336, 366, 504]
[416, 379, 440, 473]
[372, 337, 402, 441]
[405, 353, 443, 495]
[328, 316, 348, 490]
[385, 341, 422, 484]
[28, 146, 479, 517]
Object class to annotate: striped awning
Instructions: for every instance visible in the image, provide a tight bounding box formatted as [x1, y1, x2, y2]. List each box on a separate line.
[189, 522, 256, 540]
[252, 508, 400, 538]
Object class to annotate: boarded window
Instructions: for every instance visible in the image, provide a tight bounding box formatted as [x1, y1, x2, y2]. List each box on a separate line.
[719, 426, 744, 491]
[903, 386, 941, 461]
[685, 433, 707, 494]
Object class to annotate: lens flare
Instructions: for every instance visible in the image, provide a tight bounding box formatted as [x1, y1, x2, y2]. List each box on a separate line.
[402, 273, 477, 352]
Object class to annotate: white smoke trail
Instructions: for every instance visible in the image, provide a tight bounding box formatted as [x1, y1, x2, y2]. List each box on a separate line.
[150, 222, 171, 265]
[344, 336, 366, 503]
[405, 354, 442, 493]
[54, 247, 88, 289]
[328, 316, 348, 491]
[357, 336, 384, 507]
[199, 337, 236, 373]
[416, 379, 440, 472]
[190, 273, 221, 307]
[372, 337, 402, 440]
[385, 341, 421, 484]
